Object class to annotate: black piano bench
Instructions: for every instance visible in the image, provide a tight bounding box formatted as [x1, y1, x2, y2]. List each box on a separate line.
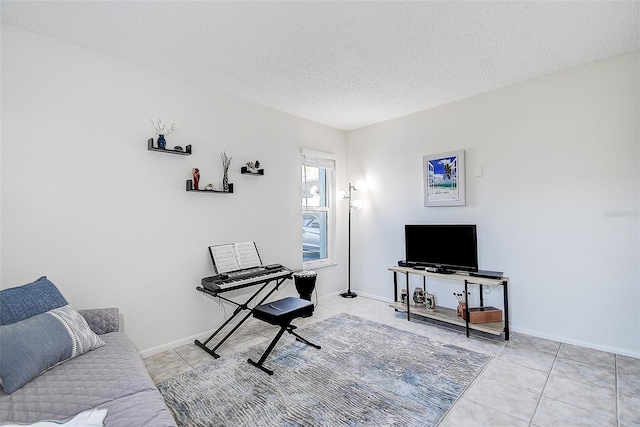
[248, 296, 321, 375]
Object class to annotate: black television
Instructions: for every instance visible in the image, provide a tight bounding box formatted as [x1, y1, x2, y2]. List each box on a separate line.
[405, 224, 478, 274]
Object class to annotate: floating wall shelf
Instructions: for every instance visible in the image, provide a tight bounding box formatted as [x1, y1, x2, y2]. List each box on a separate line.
[148, 138, 192, 155]
[241, 166, 264, 175]
[186, 180, 233, 194]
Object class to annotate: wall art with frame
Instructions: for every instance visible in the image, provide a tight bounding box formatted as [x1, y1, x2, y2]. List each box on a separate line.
[423, 149, 466, 207]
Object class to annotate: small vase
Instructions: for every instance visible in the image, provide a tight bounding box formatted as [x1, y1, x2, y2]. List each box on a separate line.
[157, 134, 166, 149]
[192, 168, 200, 190]
[223, 169, 229, 192]
[413, 287, 425, 306]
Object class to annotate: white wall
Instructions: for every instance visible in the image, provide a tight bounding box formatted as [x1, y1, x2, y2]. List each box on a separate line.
[1, 25, 348, 354]
[347, 53, 640, 357]
[3, 24, 639, 358]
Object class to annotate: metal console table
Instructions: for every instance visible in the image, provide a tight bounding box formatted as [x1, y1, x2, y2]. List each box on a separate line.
[388, 266, 510, 340]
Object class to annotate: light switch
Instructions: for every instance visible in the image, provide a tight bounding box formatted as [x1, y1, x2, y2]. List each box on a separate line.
[475, 165, 483, 177]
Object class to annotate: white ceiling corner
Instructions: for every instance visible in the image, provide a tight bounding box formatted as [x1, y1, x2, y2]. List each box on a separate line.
[1, 1, 639, 131]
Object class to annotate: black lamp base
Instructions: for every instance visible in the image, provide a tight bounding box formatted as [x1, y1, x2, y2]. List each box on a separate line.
[341, 291, 358, 298]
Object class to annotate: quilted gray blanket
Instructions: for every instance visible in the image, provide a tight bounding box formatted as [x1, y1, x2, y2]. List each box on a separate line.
[0, 332, 177, 426]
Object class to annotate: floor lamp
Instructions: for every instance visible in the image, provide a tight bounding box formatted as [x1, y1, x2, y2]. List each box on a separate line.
[338, 181, 363, 298]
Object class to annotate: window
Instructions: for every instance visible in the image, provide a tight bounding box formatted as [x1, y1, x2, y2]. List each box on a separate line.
[302, 150, 336, 268]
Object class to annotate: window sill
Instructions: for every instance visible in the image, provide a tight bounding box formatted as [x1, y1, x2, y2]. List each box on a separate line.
[302, 260, 337, 270]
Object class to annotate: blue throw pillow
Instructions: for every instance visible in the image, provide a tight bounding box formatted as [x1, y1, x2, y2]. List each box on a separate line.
[0, 277, 68, 325]
[0, 305, 105, 394]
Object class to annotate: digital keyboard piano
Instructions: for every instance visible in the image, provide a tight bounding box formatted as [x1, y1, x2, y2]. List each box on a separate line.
[195, 263, 293, 359]
[200, 264, 292, 294]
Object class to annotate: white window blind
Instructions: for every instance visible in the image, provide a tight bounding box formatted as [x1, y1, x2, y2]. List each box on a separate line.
[302, 149, 336, 170]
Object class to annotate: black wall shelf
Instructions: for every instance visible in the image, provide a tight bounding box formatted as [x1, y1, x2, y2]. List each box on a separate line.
[148, 138, 192, 155]
[241, 166, 264, 175]
[186, 180, 233, 193]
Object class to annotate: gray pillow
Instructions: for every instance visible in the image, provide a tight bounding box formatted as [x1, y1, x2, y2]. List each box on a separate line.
[78, 308, 119, 335]
[0, 305, 105, 394]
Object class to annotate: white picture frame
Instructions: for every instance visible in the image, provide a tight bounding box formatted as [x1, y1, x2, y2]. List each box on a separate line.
[423, 149, 466, 207]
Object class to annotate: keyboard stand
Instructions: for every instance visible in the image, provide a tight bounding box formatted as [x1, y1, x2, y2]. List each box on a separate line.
[194, 275, 290, 359]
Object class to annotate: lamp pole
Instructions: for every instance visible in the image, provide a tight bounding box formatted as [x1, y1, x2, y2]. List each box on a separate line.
[341, 182, 357, 298]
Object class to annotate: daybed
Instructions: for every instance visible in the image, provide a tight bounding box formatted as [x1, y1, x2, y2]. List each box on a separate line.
[0, 277, 177, 426]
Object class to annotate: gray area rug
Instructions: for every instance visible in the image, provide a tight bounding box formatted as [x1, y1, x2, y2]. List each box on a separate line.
[158, 313, 489, 427]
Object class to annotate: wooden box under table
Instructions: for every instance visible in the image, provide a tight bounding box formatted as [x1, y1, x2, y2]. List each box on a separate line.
[462, 306, 502, 324]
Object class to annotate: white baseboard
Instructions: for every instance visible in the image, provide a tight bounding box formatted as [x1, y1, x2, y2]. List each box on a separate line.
[139, 328, 218, 359]
[510, 325, 640, 359]
[348, 291, 393, 303]
[320, 289, 393, 303]
[318, 290, 341, 299]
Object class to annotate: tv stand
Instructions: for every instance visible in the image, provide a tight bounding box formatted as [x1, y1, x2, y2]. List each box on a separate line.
[388, 266, 509, 340]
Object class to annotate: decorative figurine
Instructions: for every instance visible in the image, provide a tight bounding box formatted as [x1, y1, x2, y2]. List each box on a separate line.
[150, 118, 178, 149]
[221, 152, 232, 192]
[245, 160, 261, 173]
[192, 168, 200, 190]
[205, 183, 214, 191]
[413, 288, 425, 306]
[425, 293, 436, 311]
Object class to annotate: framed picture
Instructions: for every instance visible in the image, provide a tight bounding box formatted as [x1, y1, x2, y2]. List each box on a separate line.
[423, 149, 466, 207]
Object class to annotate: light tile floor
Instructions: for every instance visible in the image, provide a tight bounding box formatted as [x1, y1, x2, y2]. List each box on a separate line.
[144, 296, 640, 426]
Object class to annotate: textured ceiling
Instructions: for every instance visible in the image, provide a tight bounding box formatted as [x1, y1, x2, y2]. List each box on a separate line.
[2, 1, 639, 131]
